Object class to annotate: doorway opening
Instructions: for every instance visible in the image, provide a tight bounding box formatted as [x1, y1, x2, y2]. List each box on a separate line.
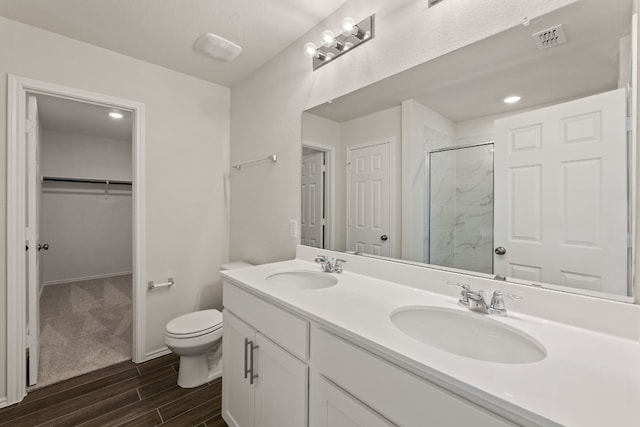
[31, 94, 133, 389]
[301, 142, 335, 250]
[7, 75, 146, 405]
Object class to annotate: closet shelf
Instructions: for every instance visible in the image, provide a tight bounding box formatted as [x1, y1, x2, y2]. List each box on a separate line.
[42, 176, 132, 185]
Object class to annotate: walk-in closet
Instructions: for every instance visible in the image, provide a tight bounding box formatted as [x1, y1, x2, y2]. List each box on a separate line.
[31, 94, 133, 388]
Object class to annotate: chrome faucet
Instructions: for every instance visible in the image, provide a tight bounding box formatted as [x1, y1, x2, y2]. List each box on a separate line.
[315, 255, 347, 274]
[448, 282, 521, 315]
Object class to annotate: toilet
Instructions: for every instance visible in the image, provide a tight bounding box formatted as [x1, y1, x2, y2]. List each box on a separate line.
[164, 261, 252, 388]
[165, 309, 223, 388]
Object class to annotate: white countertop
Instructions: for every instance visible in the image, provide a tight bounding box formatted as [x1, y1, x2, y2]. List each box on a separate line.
[221, 257, 640, 427]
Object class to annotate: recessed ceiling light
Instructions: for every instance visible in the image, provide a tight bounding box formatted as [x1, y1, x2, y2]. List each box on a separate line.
[503, 95, 522, 104]
[109, 111, 123, 119]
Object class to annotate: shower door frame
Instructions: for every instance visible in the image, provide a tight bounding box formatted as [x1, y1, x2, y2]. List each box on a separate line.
[6, 75, 147, 405]
[426, 141, 494, 269]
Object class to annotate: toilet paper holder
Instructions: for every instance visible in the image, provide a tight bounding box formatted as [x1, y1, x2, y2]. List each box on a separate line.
[148, 278, 175, 290]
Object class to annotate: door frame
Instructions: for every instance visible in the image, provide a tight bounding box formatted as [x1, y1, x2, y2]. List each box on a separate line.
[302, 141, 335, 249]
[346, 138, 397, 257]
[6, 75, 147, 404]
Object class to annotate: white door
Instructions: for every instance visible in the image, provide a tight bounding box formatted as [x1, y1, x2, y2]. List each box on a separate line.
[254, 333, 308, 427]
[347, 141, 391, 256]
[310, 375, 394, 427]
[26, 95, 42, 386]
[301, 151, 324, 248]
[494, 88, 628, 295]
[222, 311, 255, 427]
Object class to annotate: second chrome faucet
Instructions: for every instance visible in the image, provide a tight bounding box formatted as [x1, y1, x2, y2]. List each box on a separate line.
[315, 255, 347, 274]
[448, 282, 521, 316]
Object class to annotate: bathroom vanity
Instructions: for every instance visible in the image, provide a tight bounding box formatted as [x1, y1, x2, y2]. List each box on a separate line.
[220, 246, 640, 427]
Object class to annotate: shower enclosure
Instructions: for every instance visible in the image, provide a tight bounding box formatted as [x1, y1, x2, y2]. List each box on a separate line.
[427, 142, 494, 274]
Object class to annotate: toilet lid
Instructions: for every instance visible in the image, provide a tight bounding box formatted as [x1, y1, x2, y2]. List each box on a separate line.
[166, 309, 223, 336]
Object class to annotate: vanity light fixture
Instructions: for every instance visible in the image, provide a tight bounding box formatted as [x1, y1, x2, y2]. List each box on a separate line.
[109, 111, 123, 119]
[303, 14, 375, 70]
[503, 95, 522, 104]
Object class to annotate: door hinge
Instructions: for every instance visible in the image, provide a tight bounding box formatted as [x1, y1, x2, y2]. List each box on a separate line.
[626, 116, 633, 132]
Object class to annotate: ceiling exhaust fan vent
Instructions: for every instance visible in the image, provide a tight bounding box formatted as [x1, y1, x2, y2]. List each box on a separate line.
[532, 24, 567, 50]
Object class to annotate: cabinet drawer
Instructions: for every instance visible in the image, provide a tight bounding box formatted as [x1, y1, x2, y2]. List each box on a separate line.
[311, 328, 515, 427]
[224, 281, 309, 360]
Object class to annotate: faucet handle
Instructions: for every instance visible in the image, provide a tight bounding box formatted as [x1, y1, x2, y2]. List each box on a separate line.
[489, 290, 521, 316]
[315, 255, 328, 263]
[447, 282, 471, 306]
[333, 258, 347, 273]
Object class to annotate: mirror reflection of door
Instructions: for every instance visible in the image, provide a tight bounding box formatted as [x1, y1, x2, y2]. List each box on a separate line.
[428, 143, 494, 274]
[494, 88, 628, 295]
[301, 148, 325, 248]
[347, 140, 391, 256]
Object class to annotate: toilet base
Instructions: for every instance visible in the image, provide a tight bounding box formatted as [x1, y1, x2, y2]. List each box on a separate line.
[177, 354, 210, 388]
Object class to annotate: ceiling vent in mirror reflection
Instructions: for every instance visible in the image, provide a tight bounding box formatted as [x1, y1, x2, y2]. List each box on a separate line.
[532, 24, 567, 50]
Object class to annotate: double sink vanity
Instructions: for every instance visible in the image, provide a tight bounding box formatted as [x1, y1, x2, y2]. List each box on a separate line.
[220, 245, 640, 427]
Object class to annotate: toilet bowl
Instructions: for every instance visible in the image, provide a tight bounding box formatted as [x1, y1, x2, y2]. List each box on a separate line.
[164, 309, 223, 388]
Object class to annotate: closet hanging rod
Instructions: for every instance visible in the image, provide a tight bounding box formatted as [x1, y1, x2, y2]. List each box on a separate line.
[42, 176, 132, 185]
[232, 154, 277, 170]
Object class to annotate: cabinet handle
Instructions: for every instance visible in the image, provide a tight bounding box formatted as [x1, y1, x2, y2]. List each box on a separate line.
[244, 338, 250, 379]
[249, 342, 259, 385]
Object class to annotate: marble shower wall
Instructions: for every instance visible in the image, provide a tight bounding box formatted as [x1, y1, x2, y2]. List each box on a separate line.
[428, 143, 494, 274]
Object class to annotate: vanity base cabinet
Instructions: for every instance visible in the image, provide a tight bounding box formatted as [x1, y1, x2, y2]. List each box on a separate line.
[222, 281, 310, 427]
[311, 327, 517, 427]
[310, 374, 395, 427]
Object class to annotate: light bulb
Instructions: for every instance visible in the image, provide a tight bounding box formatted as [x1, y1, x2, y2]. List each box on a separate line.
[343, 41, 354, 51]
[341, 17, 356, 36]
[503, 95, 522, 104]
[321, 30, 336, 48]
[325, 52, 335, 61]
[304, 42, 318, 58]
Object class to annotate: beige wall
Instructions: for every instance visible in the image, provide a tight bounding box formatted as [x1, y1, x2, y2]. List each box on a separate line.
[230, 0, 576, 264]
[0, 16, 230, 398]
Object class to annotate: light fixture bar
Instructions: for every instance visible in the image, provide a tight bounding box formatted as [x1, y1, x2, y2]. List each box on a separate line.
[308, 14, 375, 70]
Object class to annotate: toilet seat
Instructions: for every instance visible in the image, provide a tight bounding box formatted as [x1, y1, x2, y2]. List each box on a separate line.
[165, 309, 223, 339]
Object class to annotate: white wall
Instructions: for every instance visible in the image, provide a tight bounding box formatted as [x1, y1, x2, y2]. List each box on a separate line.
[229, 0, 576, 266]
[0, 16, 230, 398]
[40, 130, 133, 284]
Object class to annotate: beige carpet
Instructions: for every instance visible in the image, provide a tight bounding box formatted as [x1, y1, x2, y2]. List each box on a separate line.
[31, 274, 132, 390]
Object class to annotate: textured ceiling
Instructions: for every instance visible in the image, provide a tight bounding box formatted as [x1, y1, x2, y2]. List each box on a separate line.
[0, 0, 349, 87]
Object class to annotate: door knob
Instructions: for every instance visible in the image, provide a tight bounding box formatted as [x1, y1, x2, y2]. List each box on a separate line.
[494, 246, 506, 255]
[37, 243, 49, 251]
[380, 235, 388, 241]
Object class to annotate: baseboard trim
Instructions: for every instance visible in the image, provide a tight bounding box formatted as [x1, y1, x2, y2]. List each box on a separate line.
[144, 347, 171, 362]
[43, 271, 133, 287]
[0, 396, 9, 409]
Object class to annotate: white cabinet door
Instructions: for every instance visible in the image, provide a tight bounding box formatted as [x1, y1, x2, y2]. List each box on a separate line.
[311, 375, 394, 427]
[255, 333, 308, 427]
[222, 311, 256, 427]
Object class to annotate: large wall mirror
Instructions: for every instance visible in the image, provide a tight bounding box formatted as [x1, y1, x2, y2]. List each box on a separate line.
[301, 0, 636, 301]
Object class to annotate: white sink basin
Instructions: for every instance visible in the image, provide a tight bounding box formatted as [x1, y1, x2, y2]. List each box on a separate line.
[265, 270, 338, 290]
[391, 306, 546, 364]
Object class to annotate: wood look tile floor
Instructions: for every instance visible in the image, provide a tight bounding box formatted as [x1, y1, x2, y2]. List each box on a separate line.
[0, 353, 229, 427]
